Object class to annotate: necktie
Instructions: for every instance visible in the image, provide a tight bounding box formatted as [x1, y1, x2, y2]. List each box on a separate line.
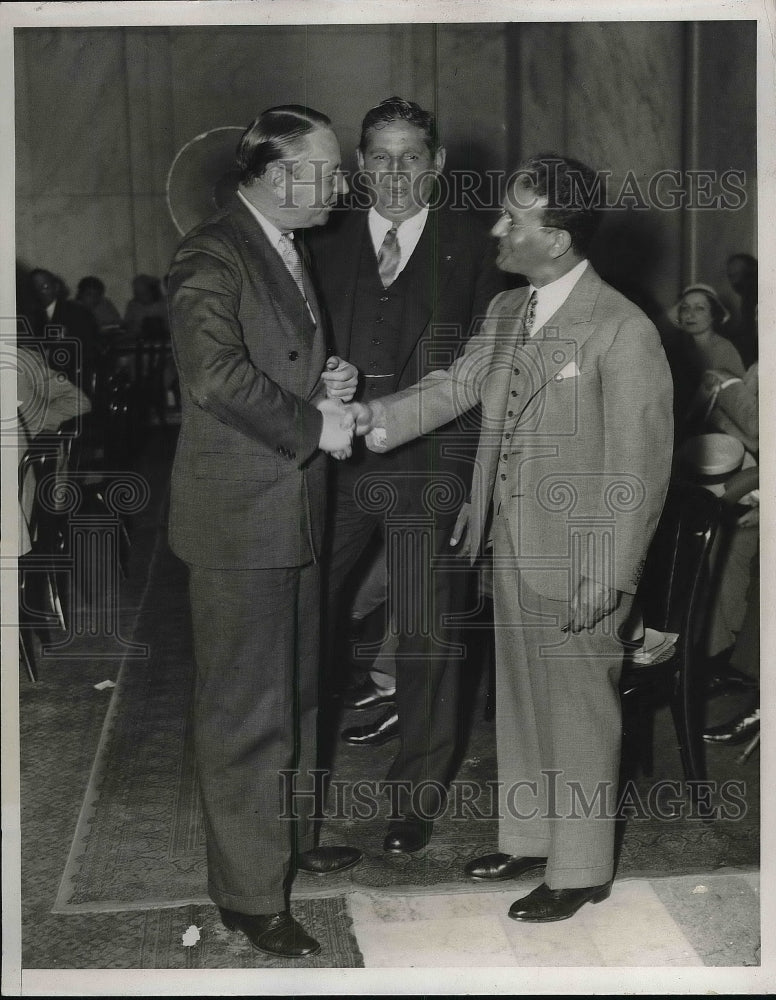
[278, 233, 307, 300]
[377, 224, 401, 287]
[523, 289, 538, 339]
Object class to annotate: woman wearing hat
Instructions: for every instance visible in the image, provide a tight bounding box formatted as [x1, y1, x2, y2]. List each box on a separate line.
[668, 283, 745, 439]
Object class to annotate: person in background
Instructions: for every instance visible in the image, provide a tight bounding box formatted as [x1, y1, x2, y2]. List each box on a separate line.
[309, 96, 508, 854]
[167, 105, 360, 961]
[696, 364, 759, 743]
[76, 276, 123, 333]
[667, 282, 745, 442]
[124, 273, 168, 339]
[29, 268, 100, 395]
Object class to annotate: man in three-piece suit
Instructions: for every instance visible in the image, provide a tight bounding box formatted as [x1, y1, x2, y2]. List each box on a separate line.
[357, 154, 674, 920]
[309, 97, 507, 854]
[167, 106, 362, 960]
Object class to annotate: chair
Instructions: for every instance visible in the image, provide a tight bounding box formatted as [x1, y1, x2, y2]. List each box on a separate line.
[620, 483, 723, 796]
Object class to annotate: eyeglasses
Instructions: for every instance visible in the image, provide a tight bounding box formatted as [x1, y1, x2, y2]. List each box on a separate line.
[497, 211, 556, 234]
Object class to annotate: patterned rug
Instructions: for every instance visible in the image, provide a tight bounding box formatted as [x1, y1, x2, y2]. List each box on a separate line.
[53, 525, 759, 915]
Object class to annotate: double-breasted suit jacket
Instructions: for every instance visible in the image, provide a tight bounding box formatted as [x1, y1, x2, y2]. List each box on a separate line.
[167, 194, 330, 915]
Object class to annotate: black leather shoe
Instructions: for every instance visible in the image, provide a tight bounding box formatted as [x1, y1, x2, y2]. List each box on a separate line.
[219, 908, 320, 958]
[342, 677, 396, 711]
[704, 705, 760, 744]
[296, 845, 363, 875]
[341, 709, 399, 746]
[464, 852, 547, 881]
[706, 667, 758, 695]
[383, 819, 432, 853]
[508, 881, 612, 922]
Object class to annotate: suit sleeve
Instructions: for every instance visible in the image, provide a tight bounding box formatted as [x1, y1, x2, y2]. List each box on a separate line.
[598, 315, 674, 594]
[367, 290, 513, 452]
[168, 236, 323, 464]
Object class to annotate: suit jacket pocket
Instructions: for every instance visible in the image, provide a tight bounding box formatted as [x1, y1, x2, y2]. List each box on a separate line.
[194, 452, 279, 481]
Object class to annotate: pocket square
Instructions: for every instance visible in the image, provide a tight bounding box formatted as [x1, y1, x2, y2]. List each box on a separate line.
[554, 361, 581, 381]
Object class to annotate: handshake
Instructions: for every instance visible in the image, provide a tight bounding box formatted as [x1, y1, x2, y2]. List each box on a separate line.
[315, 356, 376, 459]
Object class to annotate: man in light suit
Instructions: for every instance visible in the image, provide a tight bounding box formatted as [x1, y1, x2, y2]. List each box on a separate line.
[167, 106, 362, 960]
[355, 154, 674, 921]
[309, 97, 507, 854]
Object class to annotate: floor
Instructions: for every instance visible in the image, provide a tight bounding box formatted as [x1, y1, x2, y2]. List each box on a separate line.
[4, 425, 772, 996]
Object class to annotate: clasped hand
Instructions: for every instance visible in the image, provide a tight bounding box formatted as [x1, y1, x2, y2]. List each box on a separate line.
[316, 397, 376, 460]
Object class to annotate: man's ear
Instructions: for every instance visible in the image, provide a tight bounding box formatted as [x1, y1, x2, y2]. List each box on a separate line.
[549, 228, 573, 258]
[265, 161, 288, 193]
[433, 145, 447, 173]
[356, 149, 365, 172]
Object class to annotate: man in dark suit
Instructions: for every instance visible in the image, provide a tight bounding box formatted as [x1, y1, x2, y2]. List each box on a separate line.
[29, 268, 100, 394]
[167, 106, 361, 960]
[310, 97, 507, 854]
[357, 154, 674, 920]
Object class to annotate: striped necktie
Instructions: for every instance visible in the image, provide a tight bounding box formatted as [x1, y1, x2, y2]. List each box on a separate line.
[377, 224, 401, 287]
[278, 233, 307, 299]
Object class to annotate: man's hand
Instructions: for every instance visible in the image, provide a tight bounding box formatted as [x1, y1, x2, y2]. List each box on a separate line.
[564, 577, 621, 633]
[349, 401, 375, 436]
[449, 502, 472, 558]
[321, 356, 359, 402]
[317, 397, 354, 459]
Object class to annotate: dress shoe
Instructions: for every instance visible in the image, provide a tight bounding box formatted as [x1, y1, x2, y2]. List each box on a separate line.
[296, 845, 363, 875]
[219, 907, 320, 958]
[704, 705, 760, 745]
[464, 852, 547, 882]
[383, 819, 432, 853]
[341, 708, 399, 746]
[705, 666, 758, 695]
[508, 881, 612, 922]
[342, 677, 396, 711]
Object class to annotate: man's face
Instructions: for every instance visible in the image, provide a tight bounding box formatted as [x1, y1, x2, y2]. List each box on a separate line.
[278, 127, 348, 229]
[357, 121, 445, 223]
[32, 271, 58, 307]
[490, 185, 555, 278]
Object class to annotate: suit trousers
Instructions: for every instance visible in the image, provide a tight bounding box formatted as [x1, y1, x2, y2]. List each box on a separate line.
[187, 562, 319, 914]
[491, 513, 632, 889]
[325, 484, 467, 818]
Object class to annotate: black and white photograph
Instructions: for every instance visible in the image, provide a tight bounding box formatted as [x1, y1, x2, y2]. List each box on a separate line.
[1, 0, 773, 995]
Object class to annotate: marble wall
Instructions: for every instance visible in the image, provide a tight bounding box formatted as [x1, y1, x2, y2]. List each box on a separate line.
[15, 21, 756, 325]
[506, 20, 757, 321]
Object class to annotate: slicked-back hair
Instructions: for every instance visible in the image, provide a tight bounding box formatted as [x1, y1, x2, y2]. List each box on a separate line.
[511, 153, 603, 257]
[359, 96, 439, 154]
[237, 105, 332, 185]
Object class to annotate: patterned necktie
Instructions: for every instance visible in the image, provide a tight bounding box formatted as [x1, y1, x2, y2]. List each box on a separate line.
[523, 289, 538, 338]
[278, 233, 307, 300]
[377, 224, 401, 287]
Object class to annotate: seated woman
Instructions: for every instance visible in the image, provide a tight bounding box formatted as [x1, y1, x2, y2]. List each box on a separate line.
[667, 283, 745, 441]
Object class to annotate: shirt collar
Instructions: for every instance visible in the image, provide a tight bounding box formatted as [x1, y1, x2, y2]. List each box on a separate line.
[528, 258, 589, 334]
[368, 205, 429, 244]
[237, 189, 286, 249]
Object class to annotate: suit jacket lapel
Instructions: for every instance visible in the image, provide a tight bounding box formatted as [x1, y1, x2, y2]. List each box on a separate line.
[229, 198, 318, 347]
[394, 208, 459, 378]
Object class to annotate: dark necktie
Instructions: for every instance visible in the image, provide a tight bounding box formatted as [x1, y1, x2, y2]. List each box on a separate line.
[377, 224, 401, 287]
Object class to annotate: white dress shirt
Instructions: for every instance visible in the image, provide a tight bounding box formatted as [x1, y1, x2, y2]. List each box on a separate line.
[367, 206, 429, 279]
[528, 258, 589, 335]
